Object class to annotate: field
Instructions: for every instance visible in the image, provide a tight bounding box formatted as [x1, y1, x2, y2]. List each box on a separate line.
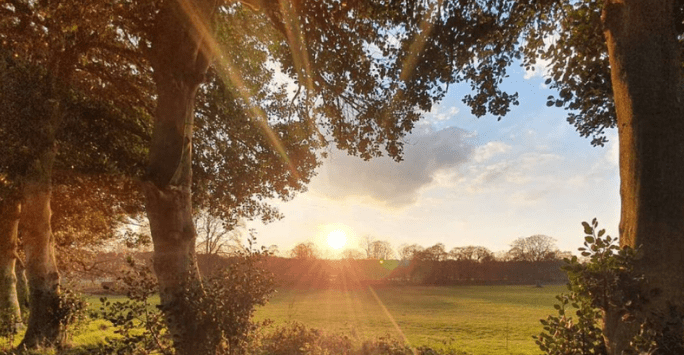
[2, 285, 565, 354]
[254, 284, 566, 355]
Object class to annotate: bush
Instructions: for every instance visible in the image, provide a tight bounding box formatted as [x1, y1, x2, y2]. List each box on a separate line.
[537, 219, 683, 354]
[258, 321, 463, 355]
[99, 236, 275, 355]
[55, 287, 90, 346]
[162, 237, 275, 355]
[98, 257, 171, 355]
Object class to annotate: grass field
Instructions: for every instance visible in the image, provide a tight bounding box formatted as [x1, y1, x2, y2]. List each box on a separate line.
[2, 285, 565, 354]
[254, 284, 566, 355]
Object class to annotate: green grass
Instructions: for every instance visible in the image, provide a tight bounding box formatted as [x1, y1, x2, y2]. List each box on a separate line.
[3, 285, 564, 354]
[254, 285, 566, 355]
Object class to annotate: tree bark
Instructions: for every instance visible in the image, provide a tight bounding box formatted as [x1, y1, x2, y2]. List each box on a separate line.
[602, 1, 684, 353]
[18, 148, 62, 348]
[144, 1, 217, 353]
[15, 257, 29, 319]
[0, 192, 22, 329]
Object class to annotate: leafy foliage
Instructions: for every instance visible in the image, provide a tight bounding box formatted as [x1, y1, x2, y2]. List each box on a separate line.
[98, 258, 171, 355]
[53, 288, 90, 346]
[537, 219, 642, 354]
[537, 219, 684, 354]
[100, 237, 275, 355]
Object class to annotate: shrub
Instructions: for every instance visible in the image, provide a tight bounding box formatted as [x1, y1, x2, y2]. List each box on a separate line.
[99, 236, 275, 355]
[162, 237, 275, 355]
[55, 287, 90, 346]
[98, 257, 171, 355]
[537, 219, 683, 354]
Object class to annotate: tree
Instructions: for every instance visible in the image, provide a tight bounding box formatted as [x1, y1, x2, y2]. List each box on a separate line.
[0, 186, 21, 329]
[0, 0, 153, 348]
[289, 242, 318, 260]
[0, 32, 149, 347]
[449, 246, 494, 262]
[398, 244, 424, 261]
[195, 213, 248, 256]
[123, 0, 500, 350]
[508, 235, 559, 262]
[418, 243, 448, 262]
[362, 236, 395, 260]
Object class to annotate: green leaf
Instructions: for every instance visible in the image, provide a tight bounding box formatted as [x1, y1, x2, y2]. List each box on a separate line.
[597, 229, 606, 237]
[582, 221, 592, 235]
[585, 236, 595, 243]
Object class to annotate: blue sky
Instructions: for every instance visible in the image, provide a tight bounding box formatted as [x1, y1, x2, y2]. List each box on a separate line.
[246, 62, 621, 258]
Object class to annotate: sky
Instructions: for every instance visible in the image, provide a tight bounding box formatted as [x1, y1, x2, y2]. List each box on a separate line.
[245, 62, 621, 259]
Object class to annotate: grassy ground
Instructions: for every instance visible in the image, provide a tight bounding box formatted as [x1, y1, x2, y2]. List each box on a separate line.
[2, 285, 563, 354]
[254, 284, 566, 355]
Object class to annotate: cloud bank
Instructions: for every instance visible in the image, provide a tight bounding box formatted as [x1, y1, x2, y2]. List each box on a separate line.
[310, 127, 476, 207]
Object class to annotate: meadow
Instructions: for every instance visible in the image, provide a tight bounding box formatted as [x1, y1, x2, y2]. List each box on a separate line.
[1, 284, 565, 354]
[254, 284, 566, 355]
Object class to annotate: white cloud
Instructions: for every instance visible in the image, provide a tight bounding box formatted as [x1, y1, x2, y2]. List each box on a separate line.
[510, 189, 552, 205]
[524, 58, 552, 80]
[473, 141, 512, 163]
[309, 127, 475, 207]
[464, 150, 563, 194]
[423, 104, 461, 125]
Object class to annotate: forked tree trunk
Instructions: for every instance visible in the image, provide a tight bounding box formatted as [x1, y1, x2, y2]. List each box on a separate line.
[0, 192, 22, 328]
[145, 1, 217, 353]
[18, 149, 62, 348]
[602, 1, 684, 353]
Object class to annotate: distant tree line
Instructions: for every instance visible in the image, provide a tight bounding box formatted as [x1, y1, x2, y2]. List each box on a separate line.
[238, 234, 568, 288]
[60, 234, 569, 293]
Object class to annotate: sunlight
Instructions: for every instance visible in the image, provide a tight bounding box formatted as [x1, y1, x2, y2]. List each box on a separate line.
[176, 0, 300, 180]
[327, 230, 347, 250]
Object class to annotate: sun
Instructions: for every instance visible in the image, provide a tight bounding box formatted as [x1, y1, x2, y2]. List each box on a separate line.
[326, 230, 347, 250]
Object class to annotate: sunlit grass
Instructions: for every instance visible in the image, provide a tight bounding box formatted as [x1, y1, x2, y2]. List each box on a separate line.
[2, 286, 562, 354]
[255, 285, 566, 355]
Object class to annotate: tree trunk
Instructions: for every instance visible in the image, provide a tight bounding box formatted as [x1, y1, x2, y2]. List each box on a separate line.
[145, 1, 217, 353]
[602, 1, 684, 353]
[18, 148, 62, 348]
[15, 258, 29, 319]
[0, 192, 22, 329]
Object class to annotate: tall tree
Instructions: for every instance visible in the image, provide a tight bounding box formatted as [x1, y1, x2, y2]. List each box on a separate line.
[0, 186, 21, 329]
[289, 242, 319, 260]
[133, 1, 453, 352]
[0, 0, 152, 346]
[362, 236, 395, 260]
[398, 243, 425, 262]
[194, 213, 247, 255]
[0, 54, 150, 346]
[508, 235, 558, 262]
[416, 243, 448, 262]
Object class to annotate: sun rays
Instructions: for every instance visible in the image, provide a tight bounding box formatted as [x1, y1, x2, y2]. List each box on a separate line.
[173, 3, 433, 351]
